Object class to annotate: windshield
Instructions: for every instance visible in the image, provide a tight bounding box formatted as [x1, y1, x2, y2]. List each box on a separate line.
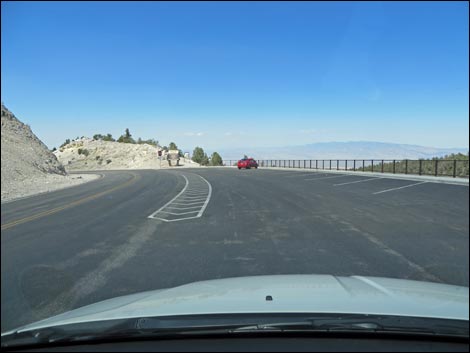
[1, 0, 469, 345]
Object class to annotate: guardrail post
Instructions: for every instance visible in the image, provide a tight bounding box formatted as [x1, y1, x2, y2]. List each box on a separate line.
[329, 160, 332, 170]
[337, 160, 339, 170]
[405, 160, 408, 174]
[435, 160, 438, 176]
[371, 160, 374, 173]
[316, 160, 318, 169]
[419, 160, 422, 175]
[363, 160, 365, 171]
[381, 160, 384, 173]
[345, 160, 348, 170]
[353, 160, 356, 171]
[393, 160, 396, 174]
[453, 160, 457, 178]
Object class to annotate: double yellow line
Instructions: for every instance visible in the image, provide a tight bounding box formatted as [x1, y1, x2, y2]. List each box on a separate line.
[1, 172, 139, 231]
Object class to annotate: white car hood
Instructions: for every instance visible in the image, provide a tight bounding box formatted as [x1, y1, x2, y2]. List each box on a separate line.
[6, 275, 469, 334]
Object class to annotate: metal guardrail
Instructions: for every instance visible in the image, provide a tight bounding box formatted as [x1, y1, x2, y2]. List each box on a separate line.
[222, 159, 470, 178]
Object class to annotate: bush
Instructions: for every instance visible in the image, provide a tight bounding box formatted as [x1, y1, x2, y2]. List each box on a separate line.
[78, 148, 89, 156]
[117, 128, 135, 144]
[106, 159, 112, 164]
[192, 147, 205, 163]
[60, 139, 71, 148]
[210, 152, 223, 166]
[103, 133, 115, 142]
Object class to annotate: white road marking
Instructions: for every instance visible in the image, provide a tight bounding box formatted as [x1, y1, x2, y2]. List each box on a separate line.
[171, 201, 206, 206]
[304, 174, 352, 181]
[147, 175, 189, 218]
[373, 181, 428, 195]
[159, 210, 200, 215]
[334, 177, 381, 186]
[197, 174, 213, 217]
[283, 173, 327, 178]
[148, 173, 212, 222]
[166, 205, 203, 210]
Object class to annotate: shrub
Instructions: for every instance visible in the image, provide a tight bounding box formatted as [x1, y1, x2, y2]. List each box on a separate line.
[106, 159, 112, 164]
[78, 148, 89, 156]
[210, 152, 223, 166]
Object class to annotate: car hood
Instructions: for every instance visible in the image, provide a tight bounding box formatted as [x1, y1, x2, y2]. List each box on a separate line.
[4, 275, 469, 334]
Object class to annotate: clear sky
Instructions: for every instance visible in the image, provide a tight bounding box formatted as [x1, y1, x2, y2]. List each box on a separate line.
[1, 1, 469, 151]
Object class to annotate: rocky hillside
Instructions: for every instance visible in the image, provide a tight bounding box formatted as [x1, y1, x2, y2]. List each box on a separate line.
[54, 138, 199, 170]
[1, 103, 66, 182]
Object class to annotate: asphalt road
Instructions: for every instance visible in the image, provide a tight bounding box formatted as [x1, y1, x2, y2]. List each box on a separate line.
[1, 168, 469, 332]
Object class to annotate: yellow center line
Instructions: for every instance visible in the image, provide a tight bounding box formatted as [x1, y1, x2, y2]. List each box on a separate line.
[1, 172, 140, 231]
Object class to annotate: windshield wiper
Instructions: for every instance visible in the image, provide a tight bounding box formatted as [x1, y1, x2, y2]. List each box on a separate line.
[2, 315, 468, 348]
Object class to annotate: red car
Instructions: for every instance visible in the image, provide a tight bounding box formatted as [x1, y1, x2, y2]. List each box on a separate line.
[237, 157, 258, 169]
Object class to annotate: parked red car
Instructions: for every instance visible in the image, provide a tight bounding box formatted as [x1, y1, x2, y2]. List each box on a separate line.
[237, 157, 258, 169]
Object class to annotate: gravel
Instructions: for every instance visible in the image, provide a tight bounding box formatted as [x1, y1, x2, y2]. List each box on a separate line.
[1, 104, 101, 202]
[1, 173, 101, 203]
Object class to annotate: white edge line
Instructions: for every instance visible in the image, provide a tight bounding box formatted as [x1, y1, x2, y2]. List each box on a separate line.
[197, 174, 212, 217]
[148, 174, 189, 218]
[373, 181, 428, 195]
[334, 177, 381, 186]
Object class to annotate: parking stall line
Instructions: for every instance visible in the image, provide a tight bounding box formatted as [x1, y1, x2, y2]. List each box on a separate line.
[373, 181, 428, 195]
[283, 173, 328, 178]
[304, 174, 352, 181]
[334, 177, 382, 186]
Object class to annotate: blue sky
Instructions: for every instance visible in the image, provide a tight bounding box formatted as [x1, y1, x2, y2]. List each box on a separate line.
[1, 1, 469, 151]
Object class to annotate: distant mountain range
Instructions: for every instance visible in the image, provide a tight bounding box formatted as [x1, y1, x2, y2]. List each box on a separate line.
[215, 141, 469, 161]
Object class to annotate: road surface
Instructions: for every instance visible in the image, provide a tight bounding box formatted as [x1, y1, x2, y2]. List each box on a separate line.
[1, 168, 469, 331]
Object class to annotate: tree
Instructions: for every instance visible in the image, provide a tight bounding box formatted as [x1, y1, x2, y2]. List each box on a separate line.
[60, 139, 71, 148]
[117, 128, 135, 143]
[93, 134, 104, 140]
[192, 147, 206, 163]
[103, 133, 115, 142]
[210, 152, 223, 166]
[200, 154, 209, 166]
[169, 142, 178, 150]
